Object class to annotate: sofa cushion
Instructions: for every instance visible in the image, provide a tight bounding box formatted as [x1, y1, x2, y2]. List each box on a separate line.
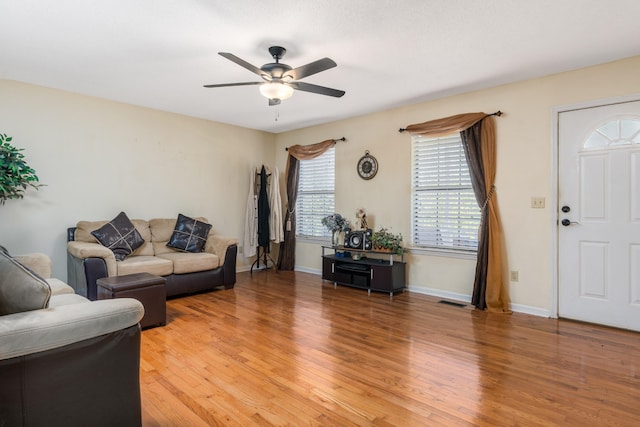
[149, 217, 209, 255]
[0, 251, 51, 316]
[47, 293, 89, 308]
[130, 219, 154, 256]
[149, 218, 178, 242]
[91, 212, 145, 261]
[156, 252, 219, 274]
[0, 297, 144, 360]
[75, 219, 109, 243]
[166, 214, 212, 253]
[116, 255, 174, 277]
[46, 278, 75, 296]
[149, 218, 178, 255]
[76, 218, 152, 255]
[13, 252, 52, 279]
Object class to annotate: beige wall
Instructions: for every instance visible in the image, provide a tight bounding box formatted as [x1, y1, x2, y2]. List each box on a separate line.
[1, 55, 638, 313]
[0, 80, 275, 278]
[275, 55, 640, 315]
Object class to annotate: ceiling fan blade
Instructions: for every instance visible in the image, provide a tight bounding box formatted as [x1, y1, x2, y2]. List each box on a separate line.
[218, 52, 264, 77]
[269, 98, 281, 106]
[289, 81, 345, 98]
[203, 82, 262, 88]
[287, 58, 337, 80]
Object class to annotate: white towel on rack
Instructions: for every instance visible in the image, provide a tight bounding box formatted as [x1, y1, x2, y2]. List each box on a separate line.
[243, 167, 257, 257]
[269, 167, 284, 244]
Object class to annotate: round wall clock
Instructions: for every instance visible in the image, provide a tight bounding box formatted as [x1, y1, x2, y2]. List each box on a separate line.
[357, 150, 378, 180]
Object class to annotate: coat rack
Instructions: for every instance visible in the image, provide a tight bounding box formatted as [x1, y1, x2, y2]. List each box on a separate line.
[251, 165, 277, 275]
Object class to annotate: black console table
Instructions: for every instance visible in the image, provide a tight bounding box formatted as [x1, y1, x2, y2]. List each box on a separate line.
[321, 246, 406, 296]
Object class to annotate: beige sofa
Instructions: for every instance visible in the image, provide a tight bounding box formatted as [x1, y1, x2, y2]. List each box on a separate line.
[67, 217, 238, 300]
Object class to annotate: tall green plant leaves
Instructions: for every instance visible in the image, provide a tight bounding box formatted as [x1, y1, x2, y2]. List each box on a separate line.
[0, 133, 41, 205]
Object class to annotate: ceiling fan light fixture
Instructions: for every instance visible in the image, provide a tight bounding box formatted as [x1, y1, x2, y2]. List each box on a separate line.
[260, 82, 293, 101]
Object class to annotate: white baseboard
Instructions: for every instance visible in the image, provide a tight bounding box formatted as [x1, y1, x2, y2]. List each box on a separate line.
[239, 268, 551, 318]
[407, 286, 472, 303]
[408, 285, 550, 318]
[508, 303, 551, 318]
[294, 266, 321, 275]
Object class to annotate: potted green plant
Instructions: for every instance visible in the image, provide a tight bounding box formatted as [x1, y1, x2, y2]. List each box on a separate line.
[371, 227, 403, 254]
[0, 133, 42, 205]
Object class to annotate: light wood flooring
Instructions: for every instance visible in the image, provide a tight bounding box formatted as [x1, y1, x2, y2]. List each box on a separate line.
[139, 271, 640, 426]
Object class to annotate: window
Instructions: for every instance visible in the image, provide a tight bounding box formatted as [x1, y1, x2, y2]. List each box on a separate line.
[412, 134, 480, 251]
[583, 118, 640, 149]
[296, 146, 335, 238]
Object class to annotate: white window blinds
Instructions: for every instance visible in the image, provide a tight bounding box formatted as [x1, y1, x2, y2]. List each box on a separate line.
[296, 147, 335, 237]
[412, 134, 480, 251]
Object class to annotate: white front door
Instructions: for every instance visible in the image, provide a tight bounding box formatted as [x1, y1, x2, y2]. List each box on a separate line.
[558, 99, 640, 331]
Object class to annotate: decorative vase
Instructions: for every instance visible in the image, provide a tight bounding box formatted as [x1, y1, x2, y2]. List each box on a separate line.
[332, 230, 341, 246]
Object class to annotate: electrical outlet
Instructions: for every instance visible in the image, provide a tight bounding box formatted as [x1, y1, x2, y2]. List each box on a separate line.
[510, 271, 519, 282]
[531, 197, 545, 208]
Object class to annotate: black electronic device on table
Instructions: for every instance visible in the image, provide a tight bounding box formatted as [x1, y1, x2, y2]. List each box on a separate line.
[343, 228, 372, 250]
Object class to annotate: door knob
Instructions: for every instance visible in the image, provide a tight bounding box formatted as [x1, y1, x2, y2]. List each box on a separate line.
[561, 219, 579, 226]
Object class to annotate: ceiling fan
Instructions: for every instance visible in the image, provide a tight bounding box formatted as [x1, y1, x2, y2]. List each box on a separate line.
[204, 46, 345, 106]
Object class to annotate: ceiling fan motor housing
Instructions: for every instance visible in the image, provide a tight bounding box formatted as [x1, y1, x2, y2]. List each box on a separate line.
[262, 46, 292, 80]
[260, 63, 293, 80]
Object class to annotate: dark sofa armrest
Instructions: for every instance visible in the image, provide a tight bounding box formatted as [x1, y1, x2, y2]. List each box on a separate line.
[222, 244, 238, 289]
[0, 324, 142, 426]
[67, 227, 117, 300]
[67, 252, 108, 300]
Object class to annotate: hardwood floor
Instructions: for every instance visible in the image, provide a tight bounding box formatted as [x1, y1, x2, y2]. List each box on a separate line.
[139, 271, 640, 426]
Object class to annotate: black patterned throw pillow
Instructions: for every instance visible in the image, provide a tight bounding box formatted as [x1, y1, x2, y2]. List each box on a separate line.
[166, 213, 212, 253]
[91, 211, 145, 261]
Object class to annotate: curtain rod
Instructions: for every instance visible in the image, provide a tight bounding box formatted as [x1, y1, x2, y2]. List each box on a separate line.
[398, 110, 503, 133]
[285, 137, 346, 151]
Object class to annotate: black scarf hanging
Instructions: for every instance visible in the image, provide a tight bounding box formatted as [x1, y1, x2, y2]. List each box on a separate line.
[257, 165, 271, 249]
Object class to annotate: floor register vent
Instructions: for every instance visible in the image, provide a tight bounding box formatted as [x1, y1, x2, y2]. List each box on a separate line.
[437, 300, 467, 308]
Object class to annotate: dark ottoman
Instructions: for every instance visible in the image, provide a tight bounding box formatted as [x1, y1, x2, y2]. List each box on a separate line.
[97, 272, 166, 329]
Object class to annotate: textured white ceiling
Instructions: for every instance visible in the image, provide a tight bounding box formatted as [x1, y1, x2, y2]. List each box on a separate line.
[1, 0, 639, 133]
